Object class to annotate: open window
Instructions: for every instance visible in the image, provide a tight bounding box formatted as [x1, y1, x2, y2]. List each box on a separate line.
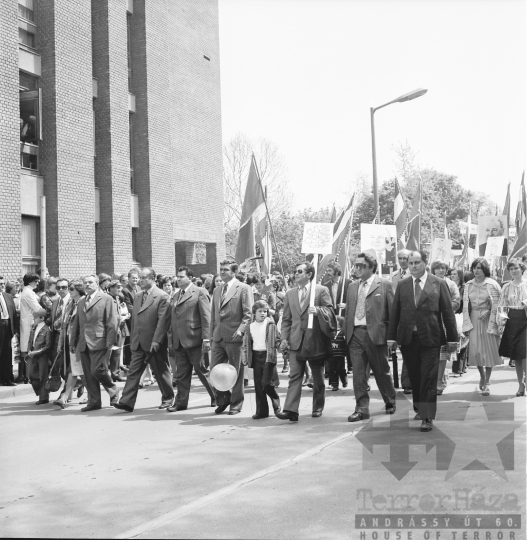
[19, 72, 41, 171]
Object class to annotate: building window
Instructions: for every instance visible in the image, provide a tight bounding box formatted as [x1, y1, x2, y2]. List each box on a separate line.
[129, 112, 135, 192]
[18, 1, 37, 50]
[20, 73, 41, 171]
[127, 13, 133, 91]
[132, 228, 139, 263]
[22, 215, 40, 273]
[18, 0, 34, 22]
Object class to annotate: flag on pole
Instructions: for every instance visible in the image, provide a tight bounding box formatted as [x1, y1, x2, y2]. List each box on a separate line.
[405, 179, 422, 251]
[317, 193, 355, 280]
[515, 171, 526, 235]
[394, 178, 408, 249]
[457, 203, 472, 268]
[503, 182, 511, 256]
[444, 210, 449, 239]
[509, 221, 527, 260]
[235, 154, 266, 263]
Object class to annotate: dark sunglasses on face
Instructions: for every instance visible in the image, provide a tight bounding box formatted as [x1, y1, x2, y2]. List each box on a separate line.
[56, 285, 68, 290]
[68, 287, 75, 291]
[294, 269, 304, 274]
[354, 263, 367, 269]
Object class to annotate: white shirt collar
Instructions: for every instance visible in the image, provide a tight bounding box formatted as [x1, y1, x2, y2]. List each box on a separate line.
[360, 275, 375, 287]
[223, 279, 235, 291]
[412, 271, 428, 285]
[182, 283, 192, 293]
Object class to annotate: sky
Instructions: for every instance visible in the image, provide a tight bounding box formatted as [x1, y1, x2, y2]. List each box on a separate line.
[218, 0, 526, 216]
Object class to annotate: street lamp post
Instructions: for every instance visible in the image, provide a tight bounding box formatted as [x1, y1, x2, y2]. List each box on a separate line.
[370, 88, 428, 223]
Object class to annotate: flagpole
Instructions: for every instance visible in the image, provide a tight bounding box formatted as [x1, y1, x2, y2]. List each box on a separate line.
[338, 205, 354, 315]
[251, 154, 288, 282]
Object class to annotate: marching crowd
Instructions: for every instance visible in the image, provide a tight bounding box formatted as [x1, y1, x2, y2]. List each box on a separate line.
[0, 249, 525, 433]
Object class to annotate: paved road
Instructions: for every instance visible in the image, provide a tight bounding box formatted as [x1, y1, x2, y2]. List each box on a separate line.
[1, 364, 525, 539]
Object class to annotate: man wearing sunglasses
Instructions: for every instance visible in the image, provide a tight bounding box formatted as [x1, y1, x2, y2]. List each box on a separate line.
[277, 262, 336, 422]
[345, 253, 396, 423]
[50, 278, 70, 379]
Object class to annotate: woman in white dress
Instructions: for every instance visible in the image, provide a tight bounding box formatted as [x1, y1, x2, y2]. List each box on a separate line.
[18, 273, 41, 383]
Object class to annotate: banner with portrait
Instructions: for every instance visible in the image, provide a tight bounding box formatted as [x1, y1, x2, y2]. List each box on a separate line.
[360, 224, 397, 275]
[478, 215, 508, 256]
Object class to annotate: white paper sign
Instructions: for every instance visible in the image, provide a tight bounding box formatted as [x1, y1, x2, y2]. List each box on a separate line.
[459, 221, 478, 235]
[484, 236, 506, 259]
[431, 238, 453, 264]
[301, 222, 334, 255]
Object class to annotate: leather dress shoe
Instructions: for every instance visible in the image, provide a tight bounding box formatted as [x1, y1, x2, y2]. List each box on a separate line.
[420, 419, 433, 432]
[228, 410, 241, 415]
[312, 411, 323, 418]
[110, 388, 120, 406]
[252, 414, 268, 419]
[342, 381, 348, 388]
[54, 400, 66, 409]
[436, 389, 443, 395]
[158, 402, 171, 410]
[348, 411, 370, 422]
[112, 376, 126, 383]
[275, 410, 299, 422]
[77, 385, 84, 398]
[414, 413, 421, 420]
[403, 388, 412, 394]
[35, 399, 49, 405]
[331, 385, 339, 391]
[113, 402, 133, 412]
[210, 400, 217, 407]
[385, 404, 396, 415]
[81, 405, 102, 412]
[215, 404, 228, 414]
[167, 405, 186, 412]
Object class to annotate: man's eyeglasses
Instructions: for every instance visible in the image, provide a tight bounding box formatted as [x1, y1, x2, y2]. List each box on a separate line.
[354, 263, 368, 269]
[294, 269, 304, 274]
[68, 287, 75, 291]
[56, 285, 68, 290]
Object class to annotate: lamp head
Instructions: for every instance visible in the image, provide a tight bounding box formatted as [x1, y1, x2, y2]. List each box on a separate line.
[392, 88, 428, 104]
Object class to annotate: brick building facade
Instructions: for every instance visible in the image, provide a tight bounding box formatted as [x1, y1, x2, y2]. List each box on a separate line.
[1, 0, 225, 279]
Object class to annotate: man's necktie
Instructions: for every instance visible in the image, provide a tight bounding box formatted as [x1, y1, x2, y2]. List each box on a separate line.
[0, 296, 5, 318]
[178, 289, 185, 304]
[54, 298, 63, 331]
[355, 281, 367, 320]
[84, 295, 91, 311]
[221, 283, 228, 303]
[299, 287, 307, 306]
[414, 278, 422, 306]
[141, 292, 147, 306]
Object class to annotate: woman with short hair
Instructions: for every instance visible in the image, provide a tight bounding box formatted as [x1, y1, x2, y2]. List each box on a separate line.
[498, 258, 527, 397]
[462, 258, 502, 396]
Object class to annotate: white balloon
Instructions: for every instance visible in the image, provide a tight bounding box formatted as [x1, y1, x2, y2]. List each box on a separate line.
[210, 363, 238, 391]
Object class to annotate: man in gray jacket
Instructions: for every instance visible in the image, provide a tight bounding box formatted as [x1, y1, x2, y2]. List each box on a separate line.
[113, 267, 173, 413]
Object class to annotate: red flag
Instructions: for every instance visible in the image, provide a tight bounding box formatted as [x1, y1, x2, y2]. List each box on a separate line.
[509, 221, 527, 260]
[405, 180, 422, 251]
[515, 171, 526, 235]
[502, 182, 511, 256]
[239, 155, 265, 229]
[394, 178, 407, 249]
[235, 218, 255, 263]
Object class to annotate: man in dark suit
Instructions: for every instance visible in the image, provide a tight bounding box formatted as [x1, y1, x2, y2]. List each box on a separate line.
[387, 250, 458, 432]
[345, 253, 396, 422]
[114, 267, 173, 413]
[121, 268, 141, 368]
[210, 260, 253, 415]
[70, 274, 119, 411]
[167, 266, 216, 412]
[0, 276, 19, 386]
[391, 249, 412, 393]
[323, 261, 351, 315]
[50, 277, 70, 378]
[277, 262, 336, 422]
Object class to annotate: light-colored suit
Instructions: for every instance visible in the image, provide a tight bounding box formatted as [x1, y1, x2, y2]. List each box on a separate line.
[345, 275, 396, 414]
[120, 286, 173, 410]
[19, 286, 41, 353]
[210, 279, 254, 412]
[70, 289, 118, 408]
[281, 283, 335, 415]
[168, 284, 215, 408]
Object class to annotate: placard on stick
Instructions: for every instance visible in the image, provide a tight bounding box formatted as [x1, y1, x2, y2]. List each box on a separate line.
[302, 223, 333, 328]
[431, 238, 453, 264]
[484, 236, 506, 259]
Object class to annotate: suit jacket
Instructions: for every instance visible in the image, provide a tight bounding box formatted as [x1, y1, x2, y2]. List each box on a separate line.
[168, 284, 210, 349]
[122, 284, 141, 316]
[0, 292, 18, 336]
[387, 273, 458, 348]
[70, 290, 118, 352]
[281, 283, 336, 355]
[210, 279, 253, 343]
[50, 293, 69, 333]
[27, 323, 52, 359]
[322, 277, 351, 314]
[391, 268, 410, 292]
[19, 286, 41, 352]
[344, 275, 394, 346]
[130, 286, 170, 351]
